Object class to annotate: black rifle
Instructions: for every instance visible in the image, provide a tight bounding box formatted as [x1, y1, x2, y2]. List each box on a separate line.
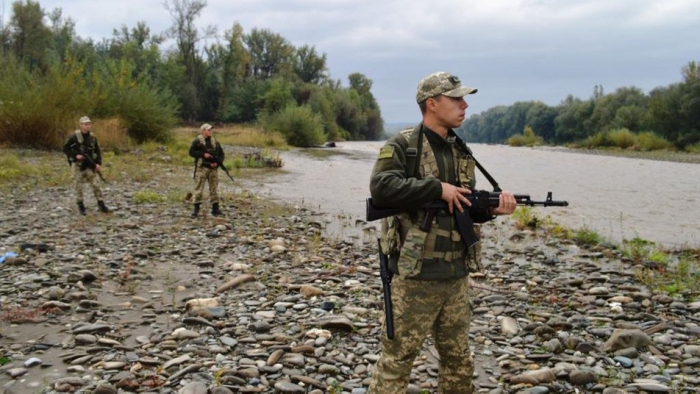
[69, 142, 107, 183]
[377, 239, 395, 340]
[367, 191, 568, 248]
[209, 153, 235, 182]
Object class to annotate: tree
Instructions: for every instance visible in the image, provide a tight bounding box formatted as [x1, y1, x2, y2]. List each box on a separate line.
[46, 8, 75, 63]
[207, 22, 249, 120]
[293, 45, 327, 84]
[164, 0, 214, 121]
[244, 28, 293, 79]
[8, 0, 52, 71]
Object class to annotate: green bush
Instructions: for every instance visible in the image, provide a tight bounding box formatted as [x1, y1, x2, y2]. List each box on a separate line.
[0, 56, 94, 148]
[264, 105, 325, 147]
[95, 59, 178, 143]
[684, 142, 700, 153]
[607, 128, 636, 149]
[636, 131, 672, 151]
[507, 126, 543, 147]
[581, 131, 608, 148]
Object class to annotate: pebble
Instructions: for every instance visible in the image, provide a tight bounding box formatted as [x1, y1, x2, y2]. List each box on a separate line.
[0, 154, 698, 394]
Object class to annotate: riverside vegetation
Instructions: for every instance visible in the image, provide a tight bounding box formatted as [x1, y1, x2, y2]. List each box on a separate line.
[0, 0, 384, 152]
[1, 133, 699, 393]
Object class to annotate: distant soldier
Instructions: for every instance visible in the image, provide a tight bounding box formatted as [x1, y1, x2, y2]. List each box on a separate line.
[63, 116, 110, 215]
[189, 123, 225, 217]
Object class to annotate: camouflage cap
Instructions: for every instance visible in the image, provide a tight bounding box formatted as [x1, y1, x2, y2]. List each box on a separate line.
[200, 123, 213, 131]
[79, 116, 91, 124]
[415, 72, 477, 103]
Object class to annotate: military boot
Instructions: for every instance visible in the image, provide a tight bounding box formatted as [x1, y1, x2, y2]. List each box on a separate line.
[211, 202, 223, 217]
[97, 200, 110, 213]
[191, 203, 201, 218]
[77, 201, 87, 216]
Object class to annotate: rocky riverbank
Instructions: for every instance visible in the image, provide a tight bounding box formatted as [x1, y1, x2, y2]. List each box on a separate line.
[0, 150, 699, 394]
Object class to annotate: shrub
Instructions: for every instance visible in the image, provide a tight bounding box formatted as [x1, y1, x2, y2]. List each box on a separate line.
[636, 131, 672, 151]
[264, 105, 325, 147]
[574, 227, 601, 246]
[0, 56, 94, 149]
[506, 126, 543, 147]
[621, 237, 654, 263]
[684, 142, 700, 153]
[95, 59, 178, 143]
[581, 131, 608, 148]
[512, 207, 539, 230]
[607, 128, 636, 149]
[91, 118, 134, 153]
[0, 154, 22, 181]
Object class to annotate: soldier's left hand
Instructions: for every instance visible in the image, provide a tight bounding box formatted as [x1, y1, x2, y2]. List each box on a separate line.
[211, 163, 218, 169]
[95, 164, 101, 173]
[492, 190, 516, 215]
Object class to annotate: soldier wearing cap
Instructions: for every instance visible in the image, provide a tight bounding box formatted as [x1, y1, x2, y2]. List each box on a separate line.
[367, 72, 516, 393]
[62, 116, 110, 215]
[189, 123, 225, 217]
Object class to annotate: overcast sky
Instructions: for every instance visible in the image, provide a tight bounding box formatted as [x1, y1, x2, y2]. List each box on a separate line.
[5, 0, 700, 123]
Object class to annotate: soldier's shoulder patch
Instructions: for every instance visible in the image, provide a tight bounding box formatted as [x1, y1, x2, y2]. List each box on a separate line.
[378, 145, 395, 159]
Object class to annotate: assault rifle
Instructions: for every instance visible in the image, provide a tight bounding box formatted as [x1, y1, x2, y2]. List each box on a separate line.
[366, 191, 568, 248]
[194, 151, 235, 182]
[69, 142, 107, 183]
[208, 152, 235, 182]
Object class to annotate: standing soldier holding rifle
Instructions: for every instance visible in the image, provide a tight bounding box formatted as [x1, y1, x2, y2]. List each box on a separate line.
[367, 72, 517, 393]
[63, 116, 110, 216]
[189, 123, 225, 217]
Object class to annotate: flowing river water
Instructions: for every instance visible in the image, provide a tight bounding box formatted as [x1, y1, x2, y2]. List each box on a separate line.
[240, 141, 699, 249]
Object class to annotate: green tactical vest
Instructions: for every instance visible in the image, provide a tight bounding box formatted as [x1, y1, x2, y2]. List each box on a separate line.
[380, 125, 483, 280]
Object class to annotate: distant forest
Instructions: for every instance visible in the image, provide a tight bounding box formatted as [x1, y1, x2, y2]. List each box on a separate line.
[457, 61, 700, 150]
[0, 0, 383, 148]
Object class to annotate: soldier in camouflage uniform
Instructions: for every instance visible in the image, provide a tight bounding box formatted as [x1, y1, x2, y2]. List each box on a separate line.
[189, 123, 225, 217]
[367, 72, 516, 393]
[63, 116, 110, 215]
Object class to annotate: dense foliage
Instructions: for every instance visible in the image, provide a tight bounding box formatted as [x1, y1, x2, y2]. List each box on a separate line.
[0, 0, 384, 148]
[458, 62, 700, 151]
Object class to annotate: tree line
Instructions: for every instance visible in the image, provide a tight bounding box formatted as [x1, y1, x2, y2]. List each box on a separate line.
[458, 61, 700, 151]
[0, 0, 384, 148]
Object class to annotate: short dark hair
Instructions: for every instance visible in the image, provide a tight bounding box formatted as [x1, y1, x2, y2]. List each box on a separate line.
[418, 95, 442, 114]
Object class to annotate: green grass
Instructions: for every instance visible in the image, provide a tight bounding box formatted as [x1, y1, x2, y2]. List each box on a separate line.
[573, 227, 601, 246]
[133, 190, 165, 204]
[512, 206, 539, 229]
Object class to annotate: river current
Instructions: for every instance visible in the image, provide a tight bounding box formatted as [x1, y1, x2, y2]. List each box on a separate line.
[241, 141, 699, 249]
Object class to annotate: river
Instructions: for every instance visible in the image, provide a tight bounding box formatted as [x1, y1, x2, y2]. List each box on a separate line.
[240, 141, 700, 249]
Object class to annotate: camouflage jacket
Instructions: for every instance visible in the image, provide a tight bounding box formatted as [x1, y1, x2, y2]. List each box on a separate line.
[189, 135, 224, 168]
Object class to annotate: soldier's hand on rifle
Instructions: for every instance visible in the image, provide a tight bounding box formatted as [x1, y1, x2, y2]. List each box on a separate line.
[95, 164, 101, 173]
[211, 162, 218, 168]
[441, 183, 471, 214]
[492, 190, 516, 215]
[204, 153, 213, 159]
[76, 154, 85, 161]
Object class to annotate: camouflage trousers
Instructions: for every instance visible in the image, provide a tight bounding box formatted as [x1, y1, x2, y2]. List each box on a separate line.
[72, 165, 103, 203]
[368, 276, 475, 394]
[193, 167, 219, 204]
